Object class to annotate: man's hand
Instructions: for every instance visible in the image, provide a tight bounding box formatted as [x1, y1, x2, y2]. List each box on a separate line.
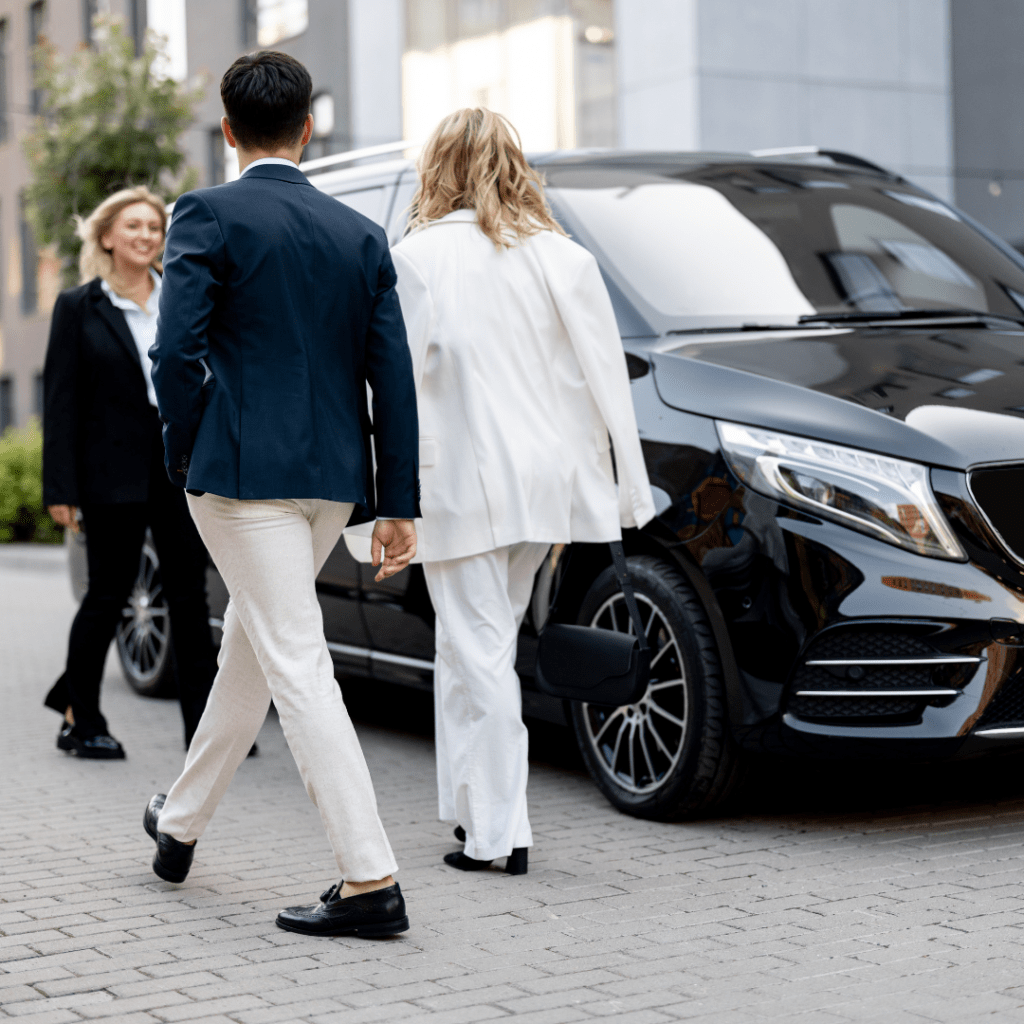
[371, 519, 417, 582]
[48, 505, 79, 534]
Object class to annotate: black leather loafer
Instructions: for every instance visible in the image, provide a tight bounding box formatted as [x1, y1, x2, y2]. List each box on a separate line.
[57, 726, 125, 760]
[276, 882, 409, 937]
[143, 794, 195, 883]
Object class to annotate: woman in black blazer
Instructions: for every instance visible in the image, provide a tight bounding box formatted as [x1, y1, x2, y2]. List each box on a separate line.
[42, 186, 218, 758]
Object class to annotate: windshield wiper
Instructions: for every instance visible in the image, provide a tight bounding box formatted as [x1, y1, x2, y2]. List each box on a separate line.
[799, 308, 1024, 327]
[667, 322, 822, 336]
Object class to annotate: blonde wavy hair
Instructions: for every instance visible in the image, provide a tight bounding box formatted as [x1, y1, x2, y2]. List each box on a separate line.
[407, 108, 566, 249]
[76, 186, 166, 288]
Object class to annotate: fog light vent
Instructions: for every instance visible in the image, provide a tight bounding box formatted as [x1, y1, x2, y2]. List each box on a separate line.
[808, 631, 936, 661]
[789, 696, 921, 720]
[787, 629, 978, 724]
[975, 674, 1024, 729]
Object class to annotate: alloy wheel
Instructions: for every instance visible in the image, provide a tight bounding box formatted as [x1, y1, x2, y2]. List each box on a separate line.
[116, 541, 171, 688]
[580, 593, 688, 795]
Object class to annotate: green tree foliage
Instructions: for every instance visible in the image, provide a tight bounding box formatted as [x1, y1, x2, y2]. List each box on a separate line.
[23, 19, 203, 288]
[0, 419, 62, 543]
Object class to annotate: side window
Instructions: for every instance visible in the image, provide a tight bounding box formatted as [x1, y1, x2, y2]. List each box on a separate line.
[334, 187, 388, 228]
[387, 174, 418, 245]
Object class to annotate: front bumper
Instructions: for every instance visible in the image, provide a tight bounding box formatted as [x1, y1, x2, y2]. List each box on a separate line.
[696, 468, 1024, 757]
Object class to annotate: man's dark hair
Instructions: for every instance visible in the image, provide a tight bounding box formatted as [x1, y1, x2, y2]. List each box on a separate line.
[220, 51, 313, 151]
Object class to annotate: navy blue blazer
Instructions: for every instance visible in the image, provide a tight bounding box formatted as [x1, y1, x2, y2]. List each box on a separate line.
[150, 162, 420, 525]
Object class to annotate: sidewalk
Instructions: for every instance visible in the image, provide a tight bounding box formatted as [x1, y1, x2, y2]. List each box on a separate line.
[3, 554, 1024, 1023]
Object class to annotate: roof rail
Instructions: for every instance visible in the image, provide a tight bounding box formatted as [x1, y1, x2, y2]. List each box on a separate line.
[299, 140, 418, 174]
[749, 146, 897, 177]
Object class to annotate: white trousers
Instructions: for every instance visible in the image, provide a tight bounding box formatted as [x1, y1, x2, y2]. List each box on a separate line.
[423, 542, 551, 861]
[158, 494, 398, 883]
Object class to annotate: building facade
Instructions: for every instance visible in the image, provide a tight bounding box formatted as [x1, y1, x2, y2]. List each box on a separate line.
[950, 0, 1024, 248]
[0, 0, 134, 435]
[615, 0, 953, 203]
[0, 0, 360, 433]
[2, 0, 1022, 432]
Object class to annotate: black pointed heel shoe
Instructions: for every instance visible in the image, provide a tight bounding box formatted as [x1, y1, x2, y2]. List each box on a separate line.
[454, 825, 466, 843]
[144, 794, 195, 884]
[443, 848, 528, 875]
[505, 847, 528, 875]
[276, 882, 408, 936]
[444, 851, 491, 871]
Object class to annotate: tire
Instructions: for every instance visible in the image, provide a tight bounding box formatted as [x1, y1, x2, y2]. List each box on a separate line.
[569, 555, 744, 820]
[115, 534, 176, 698]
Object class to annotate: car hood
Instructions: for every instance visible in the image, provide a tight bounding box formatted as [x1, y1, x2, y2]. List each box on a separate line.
[650, 324, 1024, 470]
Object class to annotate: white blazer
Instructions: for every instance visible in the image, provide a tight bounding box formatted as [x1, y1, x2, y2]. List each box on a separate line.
[391, 209, 656, 563]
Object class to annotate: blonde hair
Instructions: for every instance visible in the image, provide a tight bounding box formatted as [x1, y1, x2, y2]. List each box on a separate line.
[407, 107, 566, 249]
[76, 186, 166, 288]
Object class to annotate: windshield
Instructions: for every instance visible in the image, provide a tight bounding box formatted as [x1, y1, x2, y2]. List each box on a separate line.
[545, 163, 1024, 332]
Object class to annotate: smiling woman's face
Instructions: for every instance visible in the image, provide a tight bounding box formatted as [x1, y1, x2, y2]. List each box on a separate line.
[101, 201, 164, 274]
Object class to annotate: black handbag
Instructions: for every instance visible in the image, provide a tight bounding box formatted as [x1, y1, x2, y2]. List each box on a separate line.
[534, 542, 651, 707]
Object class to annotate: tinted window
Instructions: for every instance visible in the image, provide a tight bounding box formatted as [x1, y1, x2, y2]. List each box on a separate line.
[333, 187, 387, 226]
[545, 163, 1024, 332]
[387, 174, 417, 244]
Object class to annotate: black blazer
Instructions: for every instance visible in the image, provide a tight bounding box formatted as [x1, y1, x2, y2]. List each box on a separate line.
[149, 162, 420, 525]
[42, 277, 160, 507]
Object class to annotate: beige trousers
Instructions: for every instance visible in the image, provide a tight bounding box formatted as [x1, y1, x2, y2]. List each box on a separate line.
[423, 542, 550, 861]
[158, 493, 398, 883]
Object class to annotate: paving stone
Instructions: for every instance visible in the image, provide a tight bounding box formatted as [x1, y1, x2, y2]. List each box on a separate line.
[6, 550, 1024, 1024]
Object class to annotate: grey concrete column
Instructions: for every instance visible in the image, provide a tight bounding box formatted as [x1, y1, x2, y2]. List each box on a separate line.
[349, 0, 404, 148]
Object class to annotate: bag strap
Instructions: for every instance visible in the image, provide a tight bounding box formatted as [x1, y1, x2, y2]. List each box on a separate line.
[541, 542, 648, 651]
[608, 541, 648, 651]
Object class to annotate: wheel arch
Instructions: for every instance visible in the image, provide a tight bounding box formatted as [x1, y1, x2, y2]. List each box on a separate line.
[552, 527, 744, 729]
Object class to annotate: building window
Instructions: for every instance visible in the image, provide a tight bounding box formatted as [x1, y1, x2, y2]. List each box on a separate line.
[403, 0, 616, 151]
[81, 0, 98, 44]
[312, 92, 335, 137]
[0, 20, 8, 144]
[20, 192, 37, 315]
[28, 1, 45, 115]
[256, 0, 308, 47]
[0, 377, 14, 435]
[305, 91, 337, 158]
[33, 371, 44, 420]
[208, 127, 225, 185]
[207, 127, 240, 186]
[241, 0, 256, 46]
[129, 0, 146, 56]
[147, 0, 187, 81]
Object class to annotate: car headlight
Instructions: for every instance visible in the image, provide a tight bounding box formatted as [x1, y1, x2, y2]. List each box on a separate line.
[716, 421, 966, 560]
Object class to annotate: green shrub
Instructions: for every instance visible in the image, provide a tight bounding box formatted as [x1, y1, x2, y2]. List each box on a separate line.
[0, 419, 63, 543]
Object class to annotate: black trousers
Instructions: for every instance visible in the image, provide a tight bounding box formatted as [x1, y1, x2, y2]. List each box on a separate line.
[45, 451, 217, 743]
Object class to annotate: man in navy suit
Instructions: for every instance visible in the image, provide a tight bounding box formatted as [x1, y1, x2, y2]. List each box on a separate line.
[145, 51, 416, 937]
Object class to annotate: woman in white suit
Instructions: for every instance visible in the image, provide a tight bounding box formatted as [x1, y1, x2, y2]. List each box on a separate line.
[393, 108, 655, 875]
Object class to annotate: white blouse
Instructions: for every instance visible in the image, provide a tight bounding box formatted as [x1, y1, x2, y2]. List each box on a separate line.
[101, 268, 161, 407]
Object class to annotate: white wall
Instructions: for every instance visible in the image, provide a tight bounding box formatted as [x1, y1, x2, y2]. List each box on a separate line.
[615, 0, 699, 150]
[349, 0, 404, 148]
[615, 0, 953, 199]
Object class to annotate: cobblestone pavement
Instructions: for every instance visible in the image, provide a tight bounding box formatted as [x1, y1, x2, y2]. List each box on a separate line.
[3, 545, 1024, 1024]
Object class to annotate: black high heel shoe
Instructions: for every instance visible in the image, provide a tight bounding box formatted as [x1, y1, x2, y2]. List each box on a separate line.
[443, 847, 528, 875]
